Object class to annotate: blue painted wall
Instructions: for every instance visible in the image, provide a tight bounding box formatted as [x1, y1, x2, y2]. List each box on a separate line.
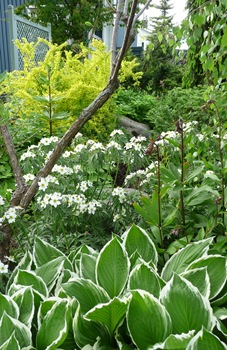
[0, 0, 26, 72]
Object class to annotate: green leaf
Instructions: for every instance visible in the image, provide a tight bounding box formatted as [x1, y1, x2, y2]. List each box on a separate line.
[33, 237, 72, 270]
[127, 290, 172, 349]
[62, 278, 109, 314]
[96, 236, 130, 298]
[181, 267, 210, 299]
[160, 274, 215, 334]
[85, 296, 129, 336]
[128, 262, 161, 298]
[186, 327, 227, 349]
[35, 256, 65, 291]
[122, 225, 158, 266]
[0, 71, 7, 84]
[11, 287, 34, 328]
[187, 255, 227, 299]
[73, 305, 110, 349]
[148, 330, 195, 349]
[161, 238, 213, 282]
[36, 299, 71, 350]
[80, 253, 97, 283]
[221, 26, 227, 49]
[14, 270, 48, 298]
[185, 166, 204, 183]
[0, 313, 32, 348]
[0, 293, 19, 319]
[0, 334, 20, 350]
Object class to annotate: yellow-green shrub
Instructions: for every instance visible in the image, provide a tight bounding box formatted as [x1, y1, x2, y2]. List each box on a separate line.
[2, 38, 142, 141]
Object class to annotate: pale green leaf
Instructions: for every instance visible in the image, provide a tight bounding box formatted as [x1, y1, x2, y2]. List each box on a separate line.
[80, 253, 97, 283]
[161, 238, 213, 282]
[186, 327, 227, 349]
[187, 255, 227, 299]
[85, 296, 129, 335]
[127, 290, 172, 349]
[12, 287, 34, 328]
[96, 237, 130, 298]
[128, 262, 161, 298]
[148, 330, 195, 349]
[36, 299, 71, 350]
[0, 293, 19, 319]
[160, 274, 215, 334]
[0, 313, 32, 348]
[122, 225, 158, 266]
[0, 334, 20, 350]
[35, 256, 65, 291]
[181, 267, 211, 299]
[14, 270, 48, 298]
[62, 278, 109, 314]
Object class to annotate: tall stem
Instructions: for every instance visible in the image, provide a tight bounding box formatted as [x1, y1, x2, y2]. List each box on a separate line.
[157, 146, 163, 247]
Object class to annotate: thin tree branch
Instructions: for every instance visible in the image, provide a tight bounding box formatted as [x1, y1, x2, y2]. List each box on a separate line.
[111, 0, 124, 66]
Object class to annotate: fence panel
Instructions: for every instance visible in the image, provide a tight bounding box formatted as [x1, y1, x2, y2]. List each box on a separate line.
[8, 5, 51, 70]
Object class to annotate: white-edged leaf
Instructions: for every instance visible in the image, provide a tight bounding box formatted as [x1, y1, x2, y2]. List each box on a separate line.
[148, 330, 195, 349]
[186, 327, 227, 349]
[37, 297, 60, 329]
[36, 299, 71, 350]
[33, 237, 72, 270]
[85, 296, 129, 335]
[35, 257, 65, 291]
[187, 255, 227, 299]
[161, 238, 213, 282]
[122, 225, 158, 266]
[80, 253, 97, 283]
[0, 293, 19, 319]
[160, 274, 215, 334]
[0, 312, 32, 348]
[181, 267, 211, 299]
[96, 236, 130, 298]
[11, 286, 34, 328]
[127, 290, 172, 349]
[14, 270, 48, 298]
[128, 262, 161, 298]
[0, 334, 20, 350]
[73, 304, 110, 349]
[62, 277, 109, 314]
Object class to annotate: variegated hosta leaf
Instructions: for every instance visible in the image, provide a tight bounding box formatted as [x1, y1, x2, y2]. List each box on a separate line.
[128, 261, 162, 298]
[37, 297, 61, 329]
[127, 290, 172, 350]
[0, 334, 20, 350]
[186, 327, 227, 350]
[186, 255, 227, 299]
[79, 253, 97, 283]
[35, 256, 65, 291]
[0, 312, 32, 348]
[161, 238, 213, 282]
[33, 237, 72, 270]
[6, 251, 33, 293]
[73, 305, 110, 349]
[181, 267, 210, 299]
[36, 299, 71, 350]
[0, 293, 19, 319]
[96, 236, 130, 299]
[11, 286, 34, 329]
[211, 280, 227, 307]
[62, 278, 109, 314]
[85, 296, 129, 336]
[13, 270, 48, 299]
[160, 274, 215, 334]
[148, 330, 195, 349]
[122, 225, 158, 266]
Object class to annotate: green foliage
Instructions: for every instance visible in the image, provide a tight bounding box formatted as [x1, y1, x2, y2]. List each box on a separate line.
[178, 0, 227, 88]
[17, 0, 112, 47]
[0, 228, 226, 349]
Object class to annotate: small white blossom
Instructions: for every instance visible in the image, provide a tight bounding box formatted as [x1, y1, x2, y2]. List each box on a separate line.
[112, 187, 126, 203]
[74, 144, 85, 153]
[0, 262, 8, 274]
[24, 173, 35, 183]
[20, 150, 36, 161]
[52, 165, 73, 175]
[38, 177, 49, 191]
[106, 141, 122, 150]
[78, 181, 92, 192]
[62, 150, 71, 158]
[110, 129, 124, 137]
[0, 195, 4, 205]
[4, 207, 18, 223]
[90, 142, 105, 152]
[49, 192, 62, 207]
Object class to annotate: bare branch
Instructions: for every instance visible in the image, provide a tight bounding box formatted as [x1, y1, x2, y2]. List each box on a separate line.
[111, 0, 124, 66]
[133, 0, 153, 25]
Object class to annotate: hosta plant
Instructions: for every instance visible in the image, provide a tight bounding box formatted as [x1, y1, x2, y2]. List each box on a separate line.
[0, 225, 226, 349]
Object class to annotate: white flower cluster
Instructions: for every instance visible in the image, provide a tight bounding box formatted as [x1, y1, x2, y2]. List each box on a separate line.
[112, 187, 126, 203]
[0, 206, 21, 224]
[38, 176, 59, 191]
[125, 135, 146, 151]
[110, 129, 124, 137]
[38, 136, 59, 146]
[0, 261, 8, 274]
[52, 165, 74, 175]
[76, 181, 93, 192]
[20, 150, 36, 161]
[0, 195, 4, 205]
